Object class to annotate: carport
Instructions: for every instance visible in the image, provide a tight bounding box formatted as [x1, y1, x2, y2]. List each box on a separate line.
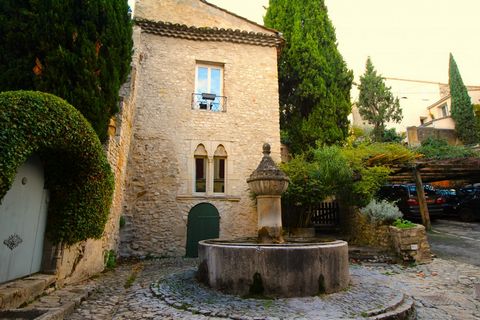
[388, 157, 480, 230]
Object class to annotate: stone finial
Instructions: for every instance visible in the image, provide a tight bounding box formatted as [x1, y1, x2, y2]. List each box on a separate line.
[247, 143, 289, 195]
[263, 143, 271, 155]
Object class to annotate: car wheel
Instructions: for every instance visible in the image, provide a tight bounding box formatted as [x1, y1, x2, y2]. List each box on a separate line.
[459, 207, 475, 222]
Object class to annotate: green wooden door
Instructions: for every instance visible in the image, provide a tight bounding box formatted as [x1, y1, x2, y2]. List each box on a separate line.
[186, 203, 219, 257]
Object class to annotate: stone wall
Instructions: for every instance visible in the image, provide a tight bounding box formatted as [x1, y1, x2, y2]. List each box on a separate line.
[407, 126, 459, 146]
[345, 210, 432, 264]
[389, 225, 432, 264]
[120, 28, 281, 256]
[48, 27, 142, 286]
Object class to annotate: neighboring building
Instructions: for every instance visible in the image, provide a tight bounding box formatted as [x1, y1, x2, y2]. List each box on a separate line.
[421, 85, 480, 128]
[120, 0, 283, 257]
[408, 85, 480, 145]
[351, 77, 480, 145]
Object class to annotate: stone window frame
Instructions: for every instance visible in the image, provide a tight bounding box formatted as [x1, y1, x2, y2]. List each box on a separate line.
[194, 144, 208, 193]
[192, 143, 228, 196]
[213, 145, 227, 194]
[193, 61, 226, 112]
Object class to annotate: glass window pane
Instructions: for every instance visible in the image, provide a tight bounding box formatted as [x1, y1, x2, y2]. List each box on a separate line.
[210, 68, 221, 95]
[214, 158, 225, 193]
[196, 67, 208, 94]
[195, 157, 206, 192]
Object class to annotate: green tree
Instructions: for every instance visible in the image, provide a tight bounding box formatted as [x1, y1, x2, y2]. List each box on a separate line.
[449, 53, 478, 144]
[0, 0, 133, 141]
[357, 57, 402, 142]
[264, 0, 353, 154]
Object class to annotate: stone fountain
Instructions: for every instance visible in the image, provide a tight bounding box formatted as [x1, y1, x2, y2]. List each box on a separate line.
[197, 144, 349, 297]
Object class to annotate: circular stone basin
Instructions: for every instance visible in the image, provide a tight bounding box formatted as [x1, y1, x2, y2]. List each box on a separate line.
[197, 239, 349, 297]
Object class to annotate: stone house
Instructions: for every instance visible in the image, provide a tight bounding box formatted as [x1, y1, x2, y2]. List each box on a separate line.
[407, 85, 480, 145]
[0, 0, 282, 295]
[119, 0, 284, 257]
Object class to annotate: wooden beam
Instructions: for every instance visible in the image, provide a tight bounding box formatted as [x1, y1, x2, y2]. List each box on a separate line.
[413, 167, 431, 231]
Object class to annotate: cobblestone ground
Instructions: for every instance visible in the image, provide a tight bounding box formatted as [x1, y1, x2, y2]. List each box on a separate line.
[66, 258, 479, 320]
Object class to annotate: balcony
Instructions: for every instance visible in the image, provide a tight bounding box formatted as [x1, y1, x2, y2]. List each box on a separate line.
[192, 93, 227, 112]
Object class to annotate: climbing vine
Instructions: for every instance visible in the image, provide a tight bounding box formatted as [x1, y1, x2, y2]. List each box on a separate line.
[0, 91, 114, 244]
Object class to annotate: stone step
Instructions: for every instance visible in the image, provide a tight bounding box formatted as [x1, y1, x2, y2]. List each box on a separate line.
[0, 274, 56, 310]
[368, 294, 416, 320]
[349, 246, 396, 263]
[0, 275, 95, 320]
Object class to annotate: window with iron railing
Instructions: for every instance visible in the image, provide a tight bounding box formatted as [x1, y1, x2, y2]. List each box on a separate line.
[193, 64, 226, 112]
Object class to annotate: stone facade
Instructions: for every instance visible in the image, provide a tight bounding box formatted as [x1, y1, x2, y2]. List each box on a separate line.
[119, 0, 282, 257]
[41, 27, 143, 286]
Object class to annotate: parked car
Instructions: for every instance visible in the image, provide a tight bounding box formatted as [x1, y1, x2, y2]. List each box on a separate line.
[376, 184, 445, 221]
[453, 186, 480, 222]
[436, 188, 460, 216]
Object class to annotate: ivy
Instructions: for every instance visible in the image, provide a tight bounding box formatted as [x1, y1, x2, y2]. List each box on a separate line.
[0, 91, 114, 244]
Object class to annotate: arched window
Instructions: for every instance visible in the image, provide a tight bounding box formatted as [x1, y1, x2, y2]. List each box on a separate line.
[213, 145, 227, 193]
[194, 144, 208, 193]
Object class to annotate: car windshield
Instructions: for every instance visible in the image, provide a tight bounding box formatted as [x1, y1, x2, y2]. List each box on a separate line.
[407, 185, 438, 197]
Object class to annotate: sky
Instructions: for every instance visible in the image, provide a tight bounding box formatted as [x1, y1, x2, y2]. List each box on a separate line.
[205, 0, 479, 88]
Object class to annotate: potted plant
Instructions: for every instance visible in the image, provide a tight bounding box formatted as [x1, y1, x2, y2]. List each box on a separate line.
[389, 218, 432, 263]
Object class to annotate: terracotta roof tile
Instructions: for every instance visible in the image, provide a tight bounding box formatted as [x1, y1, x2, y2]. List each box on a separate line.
[135, 19, 284, 48]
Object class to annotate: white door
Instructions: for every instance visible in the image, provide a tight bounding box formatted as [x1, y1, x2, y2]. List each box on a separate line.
[0, 156, 49, 283]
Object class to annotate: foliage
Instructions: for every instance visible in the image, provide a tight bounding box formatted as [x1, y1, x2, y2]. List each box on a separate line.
[449, 53, 478, 144]
[360, 199, 403, 224]
[392, 218, 416, 229]
[264, 0, 353, 154]
[281, 146, 352, 226]
[341, 142, 418, 168]
[282, 147, 353, 201]
[415, 137, 479, 159]
[0, 91, 114, 244]
[382, 128, 404, 143]
[0, 0, 133, 141]
[357, 57, 402, 141]
[104, 250, 117, 269]
[281, 142, 415, 226]
[347, 166, 391, 207]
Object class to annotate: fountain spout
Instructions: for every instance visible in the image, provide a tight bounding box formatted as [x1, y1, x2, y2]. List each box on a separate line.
[247, 143, 290, 243]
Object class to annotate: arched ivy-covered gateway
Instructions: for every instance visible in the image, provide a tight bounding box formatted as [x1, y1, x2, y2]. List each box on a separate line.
[0, 91, 114, 284]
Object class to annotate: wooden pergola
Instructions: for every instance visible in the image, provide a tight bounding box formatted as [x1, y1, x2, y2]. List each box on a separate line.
[389, 158, 480, 184]
[387, 157, 480, 230]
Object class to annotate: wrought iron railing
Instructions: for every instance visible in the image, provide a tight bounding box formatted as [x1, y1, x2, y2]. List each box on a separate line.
[192, 93, 227, 112]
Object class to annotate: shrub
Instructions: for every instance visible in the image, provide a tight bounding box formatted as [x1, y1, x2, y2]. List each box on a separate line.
[360, 199, 403, 224]
[0, 91, 114, 244]
[392, 218, 416, 229]
[104, 250, 117, 269]
[415, 137, 478, 159]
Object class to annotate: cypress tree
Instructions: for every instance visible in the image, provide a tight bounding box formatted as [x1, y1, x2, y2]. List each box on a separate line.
[0, 0, 133, 141]
[449, 53, 478, 144]
[357, 57, 402, 142]
[264, 0, 353, 155]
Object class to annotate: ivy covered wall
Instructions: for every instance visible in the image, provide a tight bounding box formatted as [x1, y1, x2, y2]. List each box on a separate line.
[0, 91, 114, 244]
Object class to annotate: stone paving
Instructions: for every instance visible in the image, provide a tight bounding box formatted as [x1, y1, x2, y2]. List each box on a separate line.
[61, 257, 480, 320]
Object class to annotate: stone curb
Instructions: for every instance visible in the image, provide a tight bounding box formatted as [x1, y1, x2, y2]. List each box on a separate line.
[150, 267, 416, 319]
[0, 282, 94, 320]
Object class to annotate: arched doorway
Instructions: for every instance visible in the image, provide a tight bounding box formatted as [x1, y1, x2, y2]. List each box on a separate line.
[186, 203, 219, 257]
[0, 156, 49, 283]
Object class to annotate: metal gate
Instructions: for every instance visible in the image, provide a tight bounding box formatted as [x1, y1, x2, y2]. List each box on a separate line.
[185, 203, 219, 258]
[0, 156, 49, 283]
